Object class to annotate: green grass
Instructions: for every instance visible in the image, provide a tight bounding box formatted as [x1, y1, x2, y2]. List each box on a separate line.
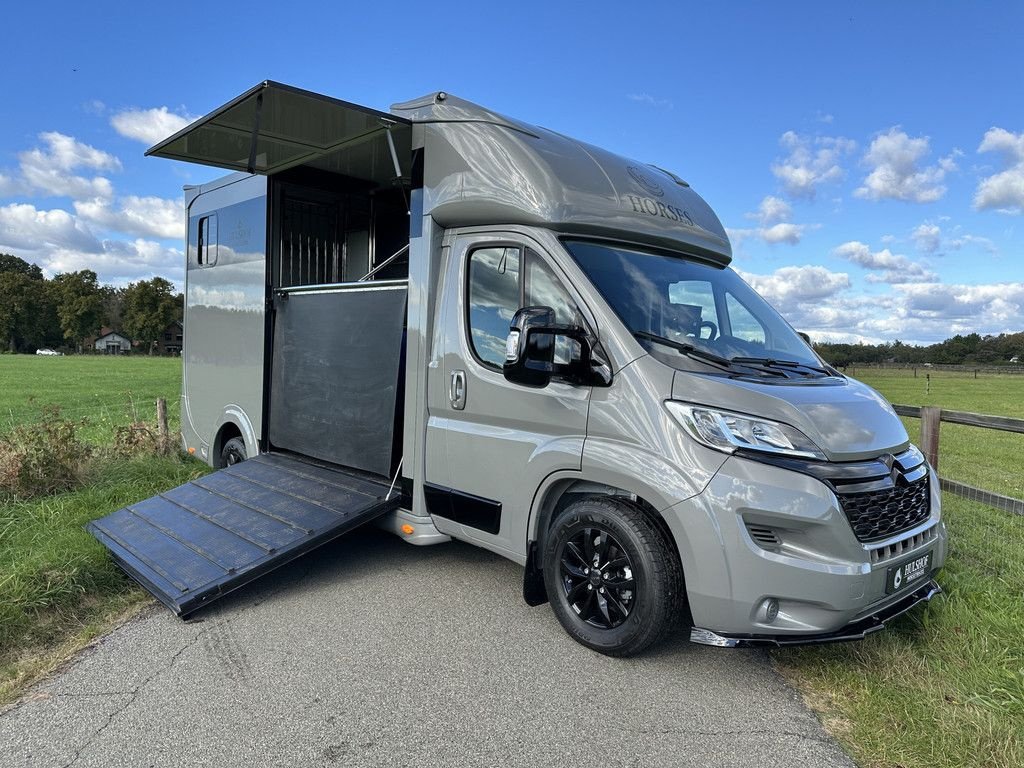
[777, 368, 1024, 768]
[0, 355, 201, 705]
[0, 453, 210, 705]
[0, 355, 182, 444]
[855, 369, 1024, 499]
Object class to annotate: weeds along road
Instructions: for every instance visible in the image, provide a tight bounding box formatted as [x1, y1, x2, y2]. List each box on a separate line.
[0, 528, 851, 768]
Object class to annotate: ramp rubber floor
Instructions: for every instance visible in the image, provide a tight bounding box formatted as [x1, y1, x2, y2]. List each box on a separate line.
[87, 452, 398, 617]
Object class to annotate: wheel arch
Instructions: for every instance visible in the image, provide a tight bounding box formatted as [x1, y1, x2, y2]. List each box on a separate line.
[212, 406, 258, 468]
[522, 472, 693, 608]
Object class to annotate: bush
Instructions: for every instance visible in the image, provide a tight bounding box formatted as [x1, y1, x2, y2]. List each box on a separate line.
[112, 421, 159, 457]
[0, 407, 92, 499]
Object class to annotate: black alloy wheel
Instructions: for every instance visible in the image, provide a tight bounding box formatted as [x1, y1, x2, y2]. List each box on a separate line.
[543, 497, 687, 657]
[559, 527, 636, 629]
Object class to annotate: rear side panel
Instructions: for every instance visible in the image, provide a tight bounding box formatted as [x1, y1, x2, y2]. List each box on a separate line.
[183, 175, 268, 462]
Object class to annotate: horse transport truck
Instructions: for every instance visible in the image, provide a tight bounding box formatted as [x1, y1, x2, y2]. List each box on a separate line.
[88, 81, 944, 655]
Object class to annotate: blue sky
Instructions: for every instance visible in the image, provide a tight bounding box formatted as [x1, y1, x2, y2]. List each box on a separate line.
[2, 1, 1021, 344]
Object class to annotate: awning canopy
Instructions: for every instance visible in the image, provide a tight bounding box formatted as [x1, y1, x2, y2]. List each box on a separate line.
[146, 81, 411, 184]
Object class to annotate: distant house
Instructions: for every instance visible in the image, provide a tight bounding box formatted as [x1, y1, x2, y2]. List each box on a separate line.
[156, 320, 184, 356]
[94, 330, 132, 355]
[1011, 355, 1020, 364]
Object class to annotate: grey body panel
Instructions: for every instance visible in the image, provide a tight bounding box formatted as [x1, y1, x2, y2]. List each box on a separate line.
[662, 453, 946, 635]
[426, 228, 591, 561]
[392, 93, 731, 265]
[182, 174, 267, 463]
[269, 282, 406, 478]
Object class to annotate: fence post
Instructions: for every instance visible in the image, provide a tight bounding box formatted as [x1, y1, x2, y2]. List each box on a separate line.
[156, 398, 169, 455]
[920, 406, 941, 471]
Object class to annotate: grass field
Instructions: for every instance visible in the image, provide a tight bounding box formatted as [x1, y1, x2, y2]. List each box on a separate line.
[0, 355, 182, 444]
[0, 354, 201, 705]
[855, 368, 1024, 499]
[0, 357, 1021, 767]
[778, 368, 1024, 768]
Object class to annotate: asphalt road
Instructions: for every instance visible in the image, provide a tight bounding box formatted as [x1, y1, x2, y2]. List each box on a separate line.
[0, 528, 854, 767]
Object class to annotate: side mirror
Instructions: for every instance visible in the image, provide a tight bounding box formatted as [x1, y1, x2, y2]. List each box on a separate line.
[797, 331, 812, 346]
[502, 306, 612, 388]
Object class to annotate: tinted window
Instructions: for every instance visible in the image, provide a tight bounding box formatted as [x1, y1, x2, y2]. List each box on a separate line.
[467, 246, 584, 369]
[726, 293, 767, 345]
[525, 252, 582, 326]
[564, 240, 821, 367]
[468, 247, 522, 367]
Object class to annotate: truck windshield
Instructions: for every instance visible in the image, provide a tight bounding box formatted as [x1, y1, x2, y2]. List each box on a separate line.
[563, 240, 827, 375]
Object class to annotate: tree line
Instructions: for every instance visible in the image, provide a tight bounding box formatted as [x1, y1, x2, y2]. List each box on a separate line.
[0, 253, 182, 354]
[815, 333, 1024, 368]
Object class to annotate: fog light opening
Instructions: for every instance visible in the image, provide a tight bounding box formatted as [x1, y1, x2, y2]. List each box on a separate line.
[764, 598, 779, 624]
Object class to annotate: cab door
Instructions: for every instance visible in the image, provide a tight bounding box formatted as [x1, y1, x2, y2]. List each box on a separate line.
[427, 231, 593, 560]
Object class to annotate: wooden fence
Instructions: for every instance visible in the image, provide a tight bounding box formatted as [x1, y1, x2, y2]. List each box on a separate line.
[893, 404, 1024, 515]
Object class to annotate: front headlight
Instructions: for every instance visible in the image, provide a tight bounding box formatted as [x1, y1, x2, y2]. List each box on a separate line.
[664, 401, 826, 461]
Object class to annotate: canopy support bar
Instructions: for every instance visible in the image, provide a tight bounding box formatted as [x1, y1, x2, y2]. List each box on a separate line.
[246, 91, 265, 174]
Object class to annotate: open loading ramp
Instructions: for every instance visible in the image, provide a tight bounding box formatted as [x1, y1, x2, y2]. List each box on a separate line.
[87, 453, 399, 617]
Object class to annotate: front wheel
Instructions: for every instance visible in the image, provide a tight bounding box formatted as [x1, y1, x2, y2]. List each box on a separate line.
[543, 497, 686, 656]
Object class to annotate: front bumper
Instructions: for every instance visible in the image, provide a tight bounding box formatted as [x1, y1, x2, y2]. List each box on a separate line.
[660, 453, 947, 640]
[689, 578, 942, 647]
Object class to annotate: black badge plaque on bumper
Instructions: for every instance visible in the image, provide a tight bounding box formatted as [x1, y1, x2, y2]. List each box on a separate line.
[885, 550, 933, 594]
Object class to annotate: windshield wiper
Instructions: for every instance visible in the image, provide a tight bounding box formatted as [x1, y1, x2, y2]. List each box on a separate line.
[633, 331, 738, 372]
[729, 356, 832, 377]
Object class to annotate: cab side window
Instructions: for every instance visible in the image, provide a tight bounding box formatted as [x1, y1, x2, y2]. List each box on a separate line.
[525, 251, 583, 327]
[467, 245, 583, 369]
[468, 247, 522, 368]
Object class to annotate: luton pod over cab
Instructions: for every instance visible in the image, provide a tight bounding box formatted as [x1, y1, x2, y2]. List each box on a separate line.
[87, 81, 945, 655]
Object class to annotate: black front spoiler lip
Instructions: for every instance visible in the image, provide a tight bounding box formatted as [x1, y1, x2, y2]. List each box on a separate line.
[691, 578, 942, 648]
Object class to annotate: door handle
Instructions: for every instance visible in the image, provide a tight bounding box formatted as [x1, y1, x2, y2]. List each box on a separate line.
[450, 370, 467, 410]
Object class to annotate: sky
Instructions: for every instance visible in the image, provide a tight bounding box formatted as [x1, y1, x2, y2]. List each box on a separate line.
[1, 1, 1022, 345]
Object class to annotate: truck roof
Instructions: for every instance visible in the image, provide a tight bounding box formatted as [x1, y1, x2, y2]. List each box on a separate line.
[393, 91, 731, 265]
[151, 81, 731, 265]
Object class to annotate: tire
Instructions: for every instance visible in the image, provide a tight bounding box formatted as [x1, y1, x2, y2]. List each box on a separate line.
[220, 436, 247, 467]
[543, 497, 686, 657]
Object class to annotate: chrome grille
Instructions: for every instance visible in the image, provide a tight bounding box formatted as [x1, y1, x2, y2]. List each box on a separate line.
[869, 524, 938, 564]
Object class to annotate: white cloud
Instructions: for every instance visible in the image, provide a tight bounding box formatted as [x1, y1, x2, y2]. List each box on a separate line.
[749, 195, 792, 225]
[891, 282, 1024, 338]
[0, 173, 19, 196]
[911, 222, 942, 253]
[973, 127, 1024, 213]
[75, 195, 185, 240]
[759, 222, 807, 245]
[855, 128, 958, 203]
[948, 233, 997, 253]
[0, 203, 101, 254]
[111, 106, 196, 145]
[739, 265, 851, 305]
[36, 239, 183, 287]
[771, 131, 856, 199]
[17, 132, 120, 200]
[626, 93, 673, 109]
[734, 195, 811, 245]
[834, 240, 938, 283]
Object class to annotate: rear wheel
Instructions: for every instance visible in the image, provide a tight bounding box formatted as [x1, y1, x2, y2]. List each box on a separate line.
[543, 497, 685, 656]
[221, 437, 247, 467]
